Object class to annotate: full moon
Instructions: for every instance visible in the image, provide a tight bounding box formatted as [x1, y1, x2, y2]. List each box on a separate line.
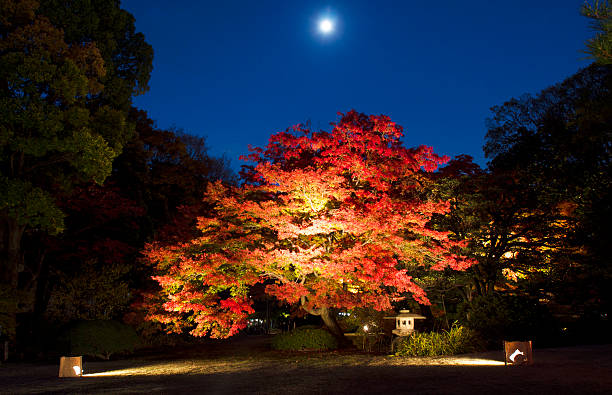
[319, 19, 333, 34]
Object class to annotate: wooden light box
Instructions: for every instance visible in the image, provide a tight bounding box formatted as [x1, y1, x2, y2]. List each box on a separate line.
[59, 356, 83, 377]
[504, 341, 533, 365]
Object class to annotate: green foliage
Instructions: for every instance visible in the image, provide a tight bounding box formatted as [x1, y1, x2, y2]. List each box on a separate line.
[45, 259, 132, 324]
[271, 327, 339, 351]
[459, 294, 554, 345]
[582, 1, 612, 64]
[0, 284, 18, 340]
[0, 177, 65, 234]
[39, 0, 154, 99]
[337, 308, 389, 334]
[430, 154, 569, 298]
[0, 0, 154, 353]
[0, 284, 34, 342]
[395, 325, 482, 357]
[61, 320, 140, 360]
[0, 0, 153, 291]
[0, 2, 110, 233]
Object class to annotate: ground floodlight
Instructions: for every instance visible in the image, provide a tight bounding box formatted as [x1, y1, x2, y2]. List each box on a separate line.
[504, 341, 533, 365]
[59, 356, 83, 377]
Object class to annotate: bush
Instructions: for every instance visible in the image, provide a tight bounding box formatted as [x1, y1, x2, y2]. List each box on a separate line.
[337, 307, 391, 334]
[45, 260, 132, 325]
[271, 327, 339, 351]
[459, 294, 555, 346]
[395, 325, 483, 357]
[0, 285, 19, 341]
[60, 320, 141, 359]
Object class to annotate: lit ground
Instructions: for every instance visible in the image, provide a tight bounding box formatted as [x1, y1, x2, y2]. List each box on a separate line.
[1, 337, 611, 394]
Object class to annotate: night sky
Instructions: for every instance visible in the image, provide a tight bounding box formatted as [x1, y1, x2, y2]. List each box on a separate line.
[123, 0, 592, 169]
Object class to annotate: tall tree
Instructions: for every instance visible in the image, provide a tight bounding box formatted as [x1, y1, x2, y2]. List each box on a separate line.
[38, 0, 153, 101]
[42, 184, 144, 324]
[431, 156, 571, 299]
[483, 64, 612, 317]
[38, 110, 236, 330]
[0, 0, 152, 340]
[143, 111, 473, 340]
[113, 109, 236, 229]
[36, 109, 235, 321]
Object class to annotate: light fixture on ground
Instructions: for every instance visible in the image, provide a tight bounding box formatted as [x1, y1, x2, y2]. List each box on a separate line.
[59, 356, 83, 377]
[504, 340, 533, 365]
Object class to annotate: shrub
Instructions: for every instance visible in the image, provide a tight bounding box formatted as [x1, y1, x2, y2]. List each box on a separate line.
[60, 320, 141, 359]
[459, 294, 555, 346]
[337, 307, 391, 334]
[395, 324, 483, 357]
[271, 327, 339, 351]
[0, 285, 19, 341]
[45, 260, 132, 325]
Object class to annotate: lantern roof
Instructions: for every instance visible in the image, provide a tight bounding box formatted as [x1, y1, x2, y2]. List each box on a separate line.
[384, 309, 426, 319]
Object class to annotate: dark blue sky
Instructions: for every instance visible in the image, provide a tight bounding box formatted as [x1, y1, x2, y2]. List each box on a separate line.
[123, 0, 592, 169]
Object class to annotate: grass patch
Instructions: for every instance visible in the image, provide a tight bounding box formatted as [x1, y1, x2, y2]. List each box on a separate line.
[395, 325, 483, 357]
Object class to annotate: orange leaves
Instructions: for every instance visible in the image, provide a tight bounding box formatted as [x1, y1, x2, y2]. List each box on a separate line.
[257, 163, 348, 208]
[219, 297, 256, 315]
[236, 111, 473, 310]
[151, 275, 179, 288]
[266, 282, 309, 304]
[142, 202, 262, 338]
[143, 110, 475, 338]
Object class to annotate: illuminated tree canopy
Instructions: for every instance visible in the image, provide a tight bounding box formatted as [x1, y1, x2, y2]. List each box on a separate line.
[143, 111, 474, 339]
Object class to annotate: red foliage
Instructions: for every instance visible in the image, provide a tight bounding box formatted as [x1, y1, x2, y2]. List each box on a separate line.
[143, 111, 474, 338]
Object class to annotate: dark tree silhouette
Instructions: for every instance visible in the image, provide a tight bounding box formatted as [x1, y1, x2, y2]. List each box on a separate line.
[483, 64, 612, 320]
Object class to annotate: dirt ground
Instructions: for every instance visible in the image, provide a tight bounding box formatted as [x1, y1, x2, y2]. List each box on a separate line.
[1, 337, 611, 394]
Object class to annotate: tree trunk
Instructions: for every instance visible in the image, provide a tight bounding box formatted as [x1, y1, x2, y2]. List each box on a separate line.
[300, 297, 352, 348]
[320, 308, 352, 348]
[0, 217, 24, 288]
[0, 217, 26, 345]
[319, 307, 343, 338]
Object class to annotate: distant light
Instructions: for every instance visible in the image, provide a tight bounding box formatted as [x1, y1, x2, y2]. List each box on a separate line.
[319, 19, 333, 34]
[363, 324, 369, 332]
[73, 366, 81, 375]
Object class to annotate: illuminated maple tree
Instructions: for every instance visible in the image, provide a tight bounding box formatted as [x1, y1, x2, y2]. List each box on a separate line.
[143, 111, 474, 339]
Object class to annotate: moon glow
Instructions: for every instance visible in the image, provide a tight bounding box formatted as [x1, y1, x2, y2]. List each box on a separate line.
[319, 19, 333, 34]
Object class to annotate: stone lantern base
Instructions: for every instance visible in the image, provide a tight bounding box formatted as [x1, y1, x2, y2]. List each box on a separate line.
[392, 328, 415, 337]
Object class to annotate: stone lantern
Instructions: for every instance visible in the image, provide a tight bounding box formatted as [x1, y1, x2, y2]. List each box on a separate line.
[391, 310, 425, 336]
